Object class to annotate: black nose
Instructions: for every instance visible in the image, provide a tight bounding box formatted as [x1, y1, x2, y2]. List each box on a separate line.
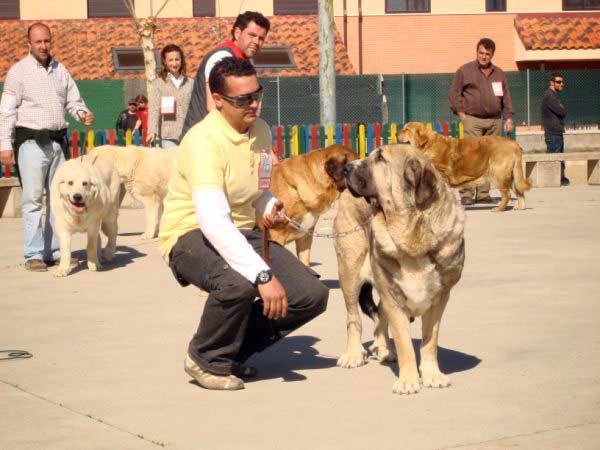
[73, 193, 83, 203]
[343, 163, 352, 177]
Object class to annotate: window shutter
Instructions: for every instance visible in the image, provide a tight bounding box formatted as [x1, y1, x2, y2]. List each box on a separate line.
[274, 0, 318, 15]
[0, 0, 19, 19]
[88, 0, 131, 18]
[193, 0, 216, 17]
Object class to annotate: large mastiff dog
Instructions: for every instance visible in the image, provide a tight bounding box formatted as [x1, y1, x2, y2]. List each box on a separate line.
[88, 145, 175, 239]
[335, 144, 465, 394]
[267, 144, 357, 266]
[398, 122, 531, 212]
[50, 155, 120, 276]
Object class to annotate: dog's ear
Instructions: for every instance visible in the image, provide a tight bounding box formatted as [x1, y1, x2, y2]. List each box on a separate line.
[404, 159, 438, 210]
[415, 126, 429, 148]
[325, 156, 345, 183]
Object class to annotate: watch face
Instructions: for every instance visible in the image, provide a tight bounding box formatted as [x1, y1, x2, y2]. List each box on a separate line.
[259, 271, 270, 283]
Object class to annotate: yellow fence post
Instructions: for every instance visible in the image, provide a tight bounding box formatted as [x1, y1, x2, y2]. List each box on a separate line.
[458, 122, 464, 139]
[426, 122, 433, 131]
[87, 130, 95, 151]
[327, 125, 334, 146]
[358, 124, 366, 159]
[125, 130, 132, 146]
[390, 123, 397, 144]
[291, 126, 299, 157]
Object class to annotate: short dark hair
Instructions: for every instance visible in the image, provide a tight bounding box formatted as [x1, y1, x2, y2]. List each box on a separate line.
[135, 94, 148, 104]
[27, 22, 51, 41]
[231, 11, 271, 40]
[477, 38, 496, 54]
[158, 44, 187, 81]
[209, 57, 256, 96]
[551, 72, 564, 81]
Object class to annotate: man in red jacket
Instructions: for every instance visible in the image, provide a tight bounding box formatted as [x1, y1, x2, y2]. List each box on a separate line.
[180, 11, 270, 140]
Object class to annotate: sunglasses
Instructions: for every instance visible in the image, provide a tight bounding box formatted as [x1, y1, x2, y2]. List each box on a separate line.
[219, 86, 263, 108]
[553, 80, 564, 84]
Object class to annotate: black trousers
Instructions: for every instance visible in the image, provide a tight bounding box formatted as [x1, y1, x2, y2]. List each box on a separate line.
[169, 228, 329, 376]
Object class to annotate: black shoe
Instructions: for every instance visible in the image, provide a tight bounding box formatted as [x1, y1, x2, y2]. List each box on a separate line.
[475, 196, 498, 204]
[561, 178, 570, 186]
[232, 364, 258, 378]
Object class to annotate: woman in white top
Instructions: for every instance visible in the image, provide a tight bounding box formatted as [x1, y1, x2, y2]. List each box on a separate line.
[146, 44, 194, 148]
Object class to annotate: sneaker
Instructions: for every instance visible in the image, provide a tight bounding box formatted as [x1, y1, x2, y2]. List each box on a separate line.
[561, 178, 570, 186]
[24, 259, 48, 272]
[184, 355, 244, 390]
[475, 196, 498, 204]
[460, 197, 473, 206]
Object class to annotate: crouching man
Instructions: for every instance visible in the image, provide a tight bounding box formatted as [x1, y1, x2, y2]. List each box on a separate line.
[158, 58, 329, 390]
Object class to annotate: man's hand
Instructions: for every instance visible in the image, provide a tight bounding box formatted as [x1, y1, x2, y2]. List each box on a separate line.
[504, 119, 513, 134]
[458, 112, 466, 121]
[0, 150, 15, 168]
[258, 276, 288, 319]
[146, 132, 156, 145]
[263, 200, 288, 229]
[83, 111, 95, 126]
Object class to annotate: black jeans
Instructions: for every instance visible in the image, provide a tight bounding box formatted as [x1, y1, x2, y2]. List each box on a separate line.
[545, 133, 566, 180]
[169, 228, 329, 376]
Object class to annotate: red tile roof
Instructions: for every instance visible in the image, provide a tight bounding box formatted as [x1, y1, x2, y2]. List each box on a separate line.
[514, 13, 600, 50]
[0, 16, 354, 82]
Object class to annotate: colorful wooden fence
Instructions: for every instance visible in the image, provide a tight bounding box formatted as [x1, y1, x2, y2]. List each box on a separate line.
[1, 123, 517, 178]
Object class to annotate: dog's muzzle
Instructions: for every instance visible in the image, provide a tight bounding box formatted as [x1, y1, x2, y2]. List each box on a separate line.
[69, 193, 86, 214]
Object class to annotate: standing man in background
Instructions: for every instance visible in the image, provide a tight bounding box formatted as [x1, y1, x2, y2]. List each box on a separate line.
[180, 11, 270, 140]
[449, 38, 514, 206]
[0, 22, 94, 272]
[541, 73, 569, 186]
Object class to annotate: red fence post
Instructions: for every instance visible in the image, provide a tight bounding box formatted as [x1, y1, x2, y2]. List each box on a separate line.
[342, 124, 350, 148]
[3, 165, 11, 178]
[108, 129, 116, 145]
[374, 123, 382, 147]
[275, 126, 283, 159]
[71, 131, 79, 158]
[441, 121, 449, 136]
[310, 125, 318, 150]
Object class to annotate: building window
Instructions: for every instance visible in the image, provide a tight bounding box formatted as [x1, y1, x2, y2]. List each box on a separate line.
[113, 47, 160, 73]
[0, 0, 19, 19]
[88, 0, 131, 18]
[193, 0, 215, 17]
[486, 0, 507, 12]
[252, 47, 297, 70]
[274, 0, 318, 15]
[386, 0, 430, 13]
[563, 0, 600, 10]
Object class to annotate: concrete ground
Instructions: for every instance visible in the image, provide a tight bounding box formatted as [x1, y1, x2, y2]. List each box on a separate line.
[1, 186, 599, 450]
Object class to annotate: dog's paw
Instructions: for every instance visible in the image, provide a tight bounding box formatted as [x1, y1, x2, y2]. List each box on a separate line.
[491, 206, 506, 213]
[420, 365, 451, 388]
[392, 373, 422, 395]
[368, 343, 396, 363]
[53, 267, 71, 277]
[101, 248, 115, 262]
[337, 348, 368, 368]
[87, 261, 102, 272]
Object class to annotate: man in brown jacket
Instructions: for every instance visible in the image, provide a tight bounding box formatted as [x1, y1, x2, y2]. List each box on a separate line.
[449, 38, 514, 206]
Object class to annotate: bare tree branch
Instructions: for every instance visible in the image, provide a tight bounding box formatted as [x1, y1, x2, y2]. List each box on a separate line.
[155, 0, 171, 18]
[123, 0, 136, 19]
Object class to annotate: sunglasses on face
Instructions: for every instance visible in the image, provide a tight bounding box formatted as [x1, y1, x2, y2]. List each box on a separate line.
[553, 80, 564, 84]
[219, 86, 263, 108]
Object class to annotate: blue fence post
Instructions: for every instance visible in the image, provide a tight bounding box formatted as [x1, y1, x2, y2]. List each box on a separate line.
[335, 124, 343, 145]
[366, 124, 374, 154]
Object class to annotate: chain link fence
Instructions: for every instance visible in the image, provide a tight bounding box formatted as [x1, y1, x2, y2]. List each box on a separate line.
[259, 69, 600, 127]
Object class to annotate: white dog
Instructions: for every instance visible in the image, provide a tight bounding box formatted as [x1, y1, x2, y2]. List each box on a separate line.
[50, 155, 121, 276]
[88, 145, 175, 239]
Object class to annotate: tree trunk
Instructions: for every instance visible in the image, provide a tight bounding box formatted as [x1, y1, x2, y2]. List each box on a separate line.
[136, 17, 158, 93]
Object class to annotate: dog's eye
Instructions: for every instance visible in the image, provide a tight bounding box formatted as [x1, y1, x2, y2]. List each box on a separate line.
[68, 181, 73, 186]
[375, 152, 386, 163]
[82, 181, 88, 187]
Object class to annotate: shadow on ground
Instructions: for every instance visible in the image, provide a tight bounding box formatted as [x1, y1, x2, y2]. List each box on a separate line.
[244, 335, 338, 383]
[69, 245, 147, 273]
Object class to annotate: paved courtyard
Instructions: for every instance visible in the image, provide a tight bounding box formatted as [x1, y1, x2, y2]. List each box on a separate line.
[1, 186, 600, 450]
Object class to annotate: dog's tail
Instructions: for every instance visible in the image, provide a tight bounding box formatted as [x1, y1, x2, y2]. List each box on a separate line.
[358, 282, 379, 321]
[513, 146, 532, 193]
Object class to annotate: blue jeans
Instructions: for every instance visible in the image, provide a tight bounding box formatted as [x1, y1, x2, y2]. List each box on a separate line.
[17, 139, 65, 261]
[545, 134, 566, 180]
[160, 139, 178, 148]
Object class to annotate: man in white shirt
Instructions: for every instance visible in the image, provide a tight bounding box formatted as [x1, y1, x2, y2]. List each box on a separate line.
[0, 22, 94, 271]
[159, 58, 328, 390]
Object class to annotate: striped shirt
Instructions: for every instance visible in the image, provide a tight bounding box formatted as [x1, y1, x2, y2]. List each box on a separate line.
[448, 60, 513, 120]
[0, 53, 88, 151]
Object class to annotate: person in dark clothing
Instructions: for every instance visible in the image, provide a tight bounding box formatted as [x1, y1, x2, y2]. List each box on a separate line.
[180, 11, 270, 140]
[541, 73, 569, 186]
[115, 99, 141, 133]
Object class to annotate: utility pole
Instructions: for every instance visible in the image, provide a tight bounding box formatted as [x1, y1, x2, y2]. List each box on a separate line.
[319, 0, 336, 128]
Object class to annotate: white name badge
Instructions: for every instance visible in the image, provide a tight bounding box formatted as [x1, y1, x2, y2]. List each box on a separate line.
[492, 82, 504, 97]
[160, 96, 175, 114]
[258, 149, 272, 190]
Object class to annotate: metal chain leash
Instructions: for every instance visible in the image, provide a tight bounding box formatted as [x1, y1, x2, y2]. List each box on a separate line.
[282, 213, 372, 239]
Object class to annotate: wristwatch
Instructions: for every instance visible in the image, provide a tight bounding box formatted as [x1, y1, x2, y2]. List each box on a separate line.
[255, 269, 273, 285]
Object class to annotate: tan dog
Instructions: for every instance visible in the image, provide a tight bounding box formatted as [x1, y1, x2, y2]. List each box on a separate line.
[267, 145, 358, 266]
[50, 155, 120, 276]
[398, 122, 531, 211]
[88, 145, 175, 239]
[335, 145, 465, 395]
